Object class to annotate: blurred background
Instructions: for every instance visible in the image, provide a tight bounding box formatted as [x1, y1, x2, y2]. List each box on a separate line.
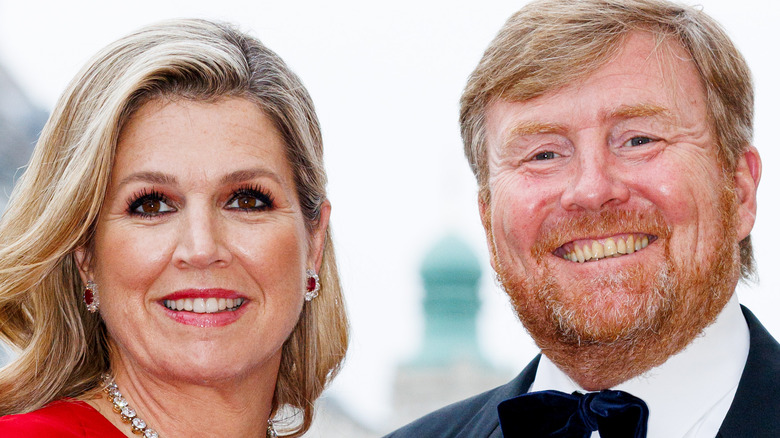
[1, 0, 778, 435]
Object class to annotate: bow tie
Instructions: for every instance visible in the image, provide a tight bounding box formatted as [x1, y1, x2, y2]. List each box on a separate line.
[497, 389, 649, 438]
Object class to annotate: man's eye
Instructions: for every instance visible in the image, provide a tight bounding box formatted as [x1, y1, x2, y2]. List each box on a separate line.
[624, 136, 655, 147]
[532, 151, 559, 161]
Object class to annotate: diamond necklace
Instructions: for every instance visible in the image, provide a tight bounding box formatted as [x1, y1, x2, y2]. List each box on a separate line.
[101, 374, 278, 437]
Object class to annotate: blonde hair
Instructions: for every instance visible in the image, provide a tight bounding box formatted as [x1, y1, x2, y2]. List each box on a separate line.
[0, 19, 348, 436]
[461, 0, 755, 277]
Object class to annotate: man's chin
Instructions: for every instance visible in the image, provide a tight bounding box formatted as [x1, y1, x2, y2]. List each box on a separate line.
[544, 296, 671, 346]
[511, 261, 676, 346]
[498, 227, 739, 389]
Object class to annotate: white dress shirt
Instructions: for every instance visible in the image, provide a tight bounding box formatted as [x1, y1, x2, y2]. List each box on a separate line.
[529, 293, 749, 438]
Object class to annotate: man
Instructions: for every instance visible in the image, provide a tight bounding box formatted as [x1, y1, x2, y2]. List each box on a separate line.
[388, 0, 779, 436]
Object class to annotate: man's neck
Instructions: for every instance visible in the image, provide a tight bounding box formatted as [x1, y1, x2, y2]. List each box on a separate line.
[538, 291, 734, 391]
[532, 294, 749, 437]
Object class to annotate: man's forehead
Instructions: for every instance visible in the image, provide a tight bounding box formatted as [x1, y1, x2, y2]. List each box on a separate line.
[484, 33, 702, 146]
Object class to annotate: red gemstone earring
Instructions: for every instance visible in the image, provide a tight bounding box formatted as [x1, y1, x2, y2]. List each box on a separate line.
[84, 280, 100, 313]
[304, 269, 320, 301]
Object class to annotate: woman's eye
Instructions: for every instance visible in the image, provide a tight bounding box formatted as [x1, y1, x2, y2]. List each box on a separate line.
[624, 136, 655, 147]
[227, 189, 272, 211]
[532, 151, 559, 161]
[230, 195, 264, 209]
[129, 194, 175, 217]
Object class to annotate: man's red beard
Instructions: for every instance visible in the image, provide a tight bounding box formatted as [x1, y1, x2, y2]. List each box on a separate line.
[491, 186, 742, 389]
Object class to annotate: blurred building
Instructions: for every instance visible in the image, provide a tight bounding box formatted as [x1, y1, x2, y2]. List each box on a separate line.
[0, 62, 47, 211]
[389, 234, 511, 429]
[303, 233, 511, 437]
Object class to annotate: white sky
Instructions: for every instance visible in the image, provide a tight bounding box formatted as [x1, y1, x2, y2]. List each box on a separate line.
[1, 0, 778, 431]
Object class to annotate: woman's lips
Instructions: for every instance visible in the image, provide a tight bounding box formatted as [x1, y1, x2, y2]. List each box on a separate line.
[159, 289, 248, 327]
[163, 288, 243, 300]
[163, 297, 245, 313]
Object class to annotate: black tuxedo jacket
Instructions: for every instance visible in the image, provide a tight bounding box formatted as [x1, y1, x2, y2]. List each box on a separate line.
[386, 306, 780, 438]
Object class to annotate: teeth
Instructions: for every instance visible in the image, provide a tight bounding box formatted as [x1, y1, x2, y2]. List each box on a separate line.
[164, 297, 245, 313]
[616, 238, 627, 254]
[205, 298, 218, 313]
[604, 238, 617, 257]
[592, 241, 604, 260]
[574, 246, 584, 263]
[192, 298, 206, 313]
[563, 234, 651, 263]
[583, 244, 593, 261]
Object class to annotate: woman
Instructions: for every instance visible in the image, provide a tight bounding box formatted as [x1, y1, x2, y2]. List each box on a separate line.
[0, 19, 348, 437]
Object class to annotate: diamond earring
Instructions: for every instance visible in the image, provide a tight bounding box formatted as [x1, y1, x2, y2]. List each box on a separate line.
[304, 269, 320, 301]
[83, 280, 99, 313]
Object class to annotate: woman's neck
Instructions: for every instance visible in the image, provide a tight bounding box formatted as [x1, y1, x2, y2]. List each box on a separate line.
[88, 354, 280, 438]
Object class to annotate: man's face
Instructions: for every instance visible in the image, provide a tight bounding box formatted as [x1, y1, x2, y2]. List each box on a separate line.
[481, 32, 760, 353]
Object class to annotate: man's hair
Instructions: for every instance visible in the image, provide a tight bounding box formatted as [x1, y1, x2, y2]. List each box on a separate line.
[0, 19, 348, 436]
[461, 0, 755, 277]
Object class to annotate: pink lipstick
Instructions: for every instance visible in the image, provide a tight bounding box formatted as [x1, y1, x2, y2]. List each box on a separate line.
[159, 289, 248, 327]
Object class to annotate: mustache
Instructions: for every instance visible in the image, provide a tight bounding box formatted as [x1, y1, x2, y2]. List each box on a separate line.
[531, 209, 672, 260]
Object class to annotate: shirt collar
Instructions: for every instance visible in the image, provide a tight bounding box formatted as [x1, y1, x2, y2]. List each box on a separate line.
[530, 294, 749, 438]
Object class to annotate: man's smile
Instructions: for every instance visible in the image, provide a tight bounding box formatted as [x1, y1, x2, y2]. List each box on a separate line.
[555, 233, 657, 263]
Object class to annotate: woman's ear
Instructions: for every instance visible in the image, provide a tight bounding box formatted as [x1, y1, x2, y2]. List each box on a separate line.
[74, 246, 93, 284]
[308, 200, 331, 272]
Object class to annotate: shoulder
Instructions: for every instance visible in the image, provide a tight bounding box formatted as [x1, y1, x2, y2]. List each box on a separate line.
[0, 399, 120, 437]
[385, 356, 540, 438]
[718, 306, 780, 436]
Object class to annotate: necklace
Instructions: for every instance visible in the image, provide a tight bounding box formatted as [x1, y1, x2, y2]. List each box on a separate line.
[101, 374, 278, 437]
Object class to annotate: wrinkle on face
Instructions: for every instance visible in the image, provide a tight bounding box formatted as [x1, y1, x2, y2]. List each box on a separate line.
[480, 31, 746, 388]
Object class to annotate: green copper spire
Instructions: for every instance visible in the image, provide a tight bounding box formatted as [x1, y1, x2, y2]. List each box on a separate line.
[414, 233, 484, 366]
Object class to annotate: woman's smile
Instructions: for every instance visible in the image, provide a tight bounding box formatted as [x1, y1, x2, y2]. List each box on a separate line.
[86, 97, 310, 379]
[159, 288, 250, 327]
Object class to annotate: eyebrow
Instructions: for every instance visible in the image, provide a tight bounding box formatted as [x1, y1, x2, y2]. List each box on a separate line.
[117, 168, 282, 188]
[502, 103, 672, 148]
[507, 121, 567, 138]
[606, 103, 671, 121]
[219, 168, 282, 186]
[502, 121, 567, 149]
[118, 171, 177, 187]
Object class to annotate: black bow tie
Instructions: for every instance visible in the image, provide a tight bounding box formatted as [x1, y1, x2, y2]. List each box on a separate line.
[497, 389, 649, 438]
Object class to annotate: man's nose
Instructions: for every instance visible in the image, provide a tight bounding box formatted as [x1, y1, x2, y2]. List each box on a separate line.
[560, 145, 630, 211]
[172, 209, 231, 269]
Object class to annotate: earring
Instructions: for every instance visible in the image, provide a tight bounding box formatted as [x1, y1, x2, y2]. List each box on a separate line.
[267, 419, 278, 438]
[304, 269, 320, 301]
[83, 280, 100, 313]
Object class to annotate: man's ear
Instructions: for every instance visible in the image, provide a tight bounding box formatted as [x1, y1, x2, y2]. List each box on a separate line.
[308, 199, 331, 272]
[733, 145, 761, 241]
[74, 246, 93, 284]
[478, 195, 498, 272]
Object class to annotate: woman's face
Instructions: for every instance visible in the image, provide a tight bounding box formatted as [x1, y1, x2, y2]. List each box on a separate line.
[77, 97, 328, 384]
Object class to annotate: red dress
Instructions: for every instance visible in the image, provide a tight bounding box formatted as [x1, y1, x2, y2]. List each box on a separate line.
[0, 399, 125, 437]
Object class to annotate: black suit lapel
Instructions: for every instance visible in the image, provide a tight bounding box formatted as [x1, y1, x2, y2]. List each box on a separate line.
[456, 355, 540, 438]
[716, 306, 780, 437]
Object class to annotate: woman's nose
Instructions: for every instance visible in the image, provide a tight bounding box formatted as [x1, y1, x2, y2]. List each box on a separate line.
[172, 208, 232, 269]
